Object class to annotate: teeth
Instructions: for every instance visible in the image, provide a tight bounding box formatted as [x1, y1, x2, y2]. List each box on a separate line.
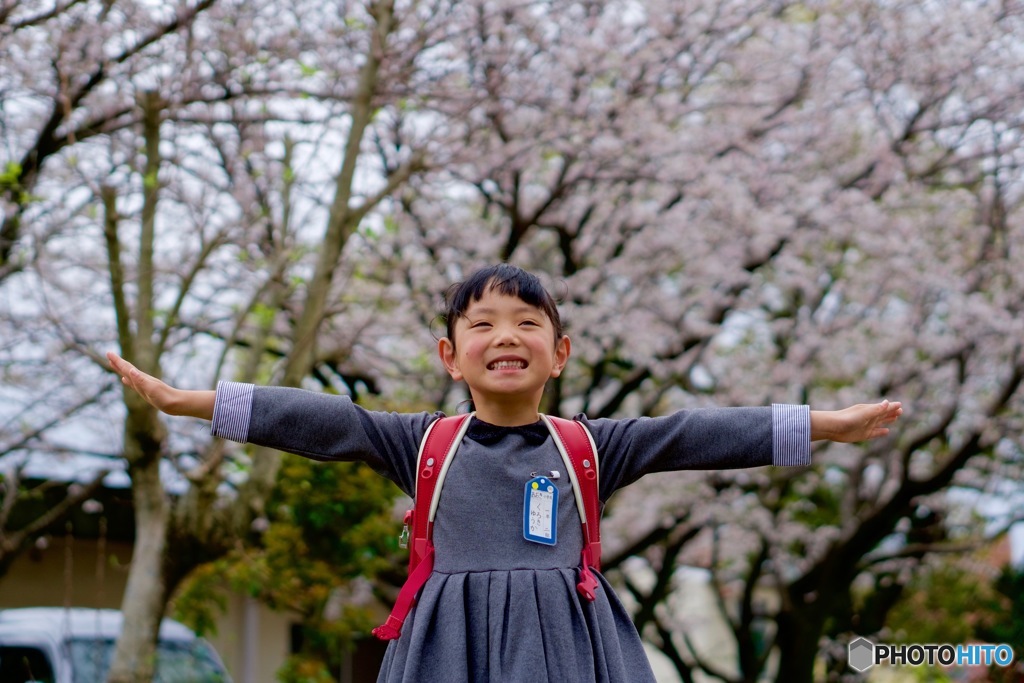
[490, 360, 525, 370]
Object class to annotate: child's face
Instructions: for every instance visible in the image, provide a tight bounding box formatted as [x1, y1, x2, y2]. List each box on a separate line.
[438, 288, 570, 423]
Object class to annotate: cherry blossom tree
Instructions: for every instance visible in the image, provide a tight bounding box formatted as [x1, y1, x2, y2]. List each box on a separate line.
[364, 1, 1024, 681]
[3, 0, 462, 680]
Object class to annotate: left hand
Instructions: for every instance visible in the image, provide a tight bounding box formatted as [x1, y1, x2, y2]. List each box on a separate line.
[811, 400, 903, 443]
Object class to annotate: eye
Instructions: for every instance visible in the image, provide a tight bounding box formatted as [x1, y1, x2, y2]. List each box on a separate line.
[468, 320, 491, 329]
[519, 319, 540, 327]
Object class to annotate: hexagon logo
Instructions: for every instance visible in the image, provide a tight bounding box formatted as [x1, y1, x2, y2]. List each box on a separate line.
[849, 637, 875, 672]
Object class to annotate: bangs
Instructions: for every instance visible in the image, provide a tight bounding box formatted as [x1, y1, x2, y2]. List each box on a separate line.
[444, 264, 563, 341]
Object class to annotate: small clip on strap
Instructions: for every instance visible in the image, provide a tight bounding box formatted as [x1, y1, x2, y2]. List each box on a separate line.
[576, 543, 600, 602]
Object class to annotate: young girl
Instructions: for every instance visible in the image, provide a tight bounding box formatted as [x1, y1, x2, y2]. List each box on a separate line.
[108, 263, 902, 683]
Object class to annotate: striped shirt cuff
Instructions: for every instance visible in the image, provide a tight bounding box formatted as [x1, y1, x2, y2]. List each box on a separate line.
[210, 381, 254, 443]
[771, 403, 810, 466]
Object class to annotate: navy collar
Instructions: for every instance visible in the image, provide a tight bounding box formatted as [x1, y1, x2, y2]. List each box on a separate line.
[466, 417, 550, 446]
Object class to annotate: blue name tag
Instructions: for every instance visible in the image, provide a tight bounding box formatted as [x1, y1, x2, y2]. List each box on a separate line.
[523, 476, 558, 545]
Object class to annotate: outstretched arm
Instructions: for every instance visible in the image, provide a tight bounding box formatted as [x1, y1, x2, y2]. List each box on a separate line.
[811, 400, 903, 443]
[107, 352, 215, 420]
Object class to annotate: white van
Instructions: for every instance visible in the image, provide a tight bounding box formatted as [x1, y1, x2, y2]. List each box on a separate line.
[0, 607, 231, 682]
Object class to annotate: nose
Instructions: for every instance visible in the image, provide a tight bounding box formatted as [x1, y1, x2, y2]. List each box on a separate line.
[493, 323, 520, 346]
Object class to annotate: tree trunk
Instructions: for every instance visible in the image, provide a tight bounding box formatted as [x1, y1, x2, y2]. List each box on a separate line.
[774, 597, 828, 683]
[103, 5, 403, 679]
[107, 458, 169, 683]
[106, 90, 170, 683]
[241, 0, 398, 522]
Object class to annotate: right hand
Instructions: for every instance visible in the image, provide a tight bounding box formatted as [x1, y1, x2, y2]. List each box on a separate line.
[106, 352, 214, 418]
[107, 352, 169, 406]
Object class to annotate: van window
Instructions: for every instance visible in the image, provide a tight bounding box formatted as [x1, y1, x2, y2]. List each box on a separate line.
[0, 646, 55, 683]
[68, 639, 229, 683]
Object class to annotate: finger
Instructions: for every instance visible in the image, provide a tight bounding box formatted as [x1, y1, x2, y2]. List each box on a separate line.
[108, 352, 135, 377]
[879, 401, 902, 419]
[125, 368, 143, 387]
[108, 354, 142, 388]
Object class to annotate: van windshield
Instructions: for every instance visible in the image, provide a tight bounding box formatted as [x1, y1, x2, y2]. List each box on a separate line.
[0, 646, 55, 682]
[68, 638, 230, 683]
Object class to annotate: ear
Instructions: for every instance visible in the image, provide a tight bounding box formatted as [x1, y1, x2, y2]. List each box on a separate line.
[550, 335, 571, 378]
[438, 337, 463, 381]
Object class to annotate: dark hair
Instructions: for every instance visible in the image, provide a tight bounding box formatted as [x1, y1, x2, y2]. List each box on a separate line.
[444, 264, 564, 346]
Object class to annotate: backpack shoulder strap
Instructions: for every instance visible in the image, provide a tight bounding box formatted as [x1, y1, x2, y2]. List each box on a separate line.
[372, 413, 472, 641]
[540, 415, 602, 601]
[410, 413, 473, 568]
[540, 415, 601, 567]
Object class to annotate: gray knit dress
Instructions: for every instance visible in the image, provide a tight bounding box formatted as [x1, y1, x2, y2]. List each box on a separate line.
[210, 383, 810, 683]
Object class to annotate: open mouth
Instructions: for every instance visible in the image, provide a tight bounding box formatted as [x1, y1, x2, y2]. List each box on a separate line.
[487, 359, 527, 370]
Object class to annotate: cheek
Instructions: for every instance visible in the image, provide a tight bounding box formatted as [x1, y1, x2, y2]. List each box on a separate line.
[527, 337, 555, 357]
[458, 338, 487, 362]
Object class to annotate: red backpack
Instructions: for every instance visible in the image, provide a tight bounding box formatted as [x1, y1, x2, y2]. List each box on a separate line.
[372, 413, 603, 641]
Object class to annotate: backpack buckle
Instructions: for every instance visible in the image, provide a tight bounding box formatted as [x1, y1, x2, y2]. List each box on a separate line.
[576, 566, 599, 602]
[399, 510, 413, 549]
